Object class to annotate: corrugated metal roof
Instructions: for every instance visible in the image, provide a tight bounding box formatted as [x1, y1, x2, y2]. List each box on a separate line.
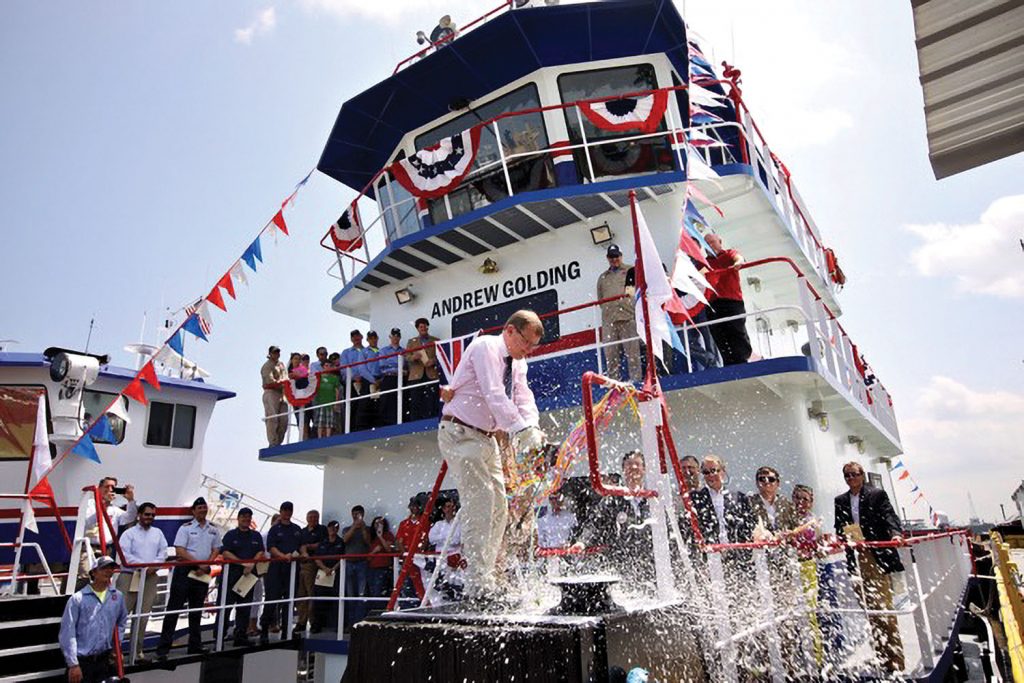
[910, 0, 1024, 178]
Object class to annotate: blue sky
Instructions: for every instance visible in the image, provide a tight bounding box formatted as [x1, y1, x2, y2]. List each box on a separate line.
[2, 1, 1021, 523]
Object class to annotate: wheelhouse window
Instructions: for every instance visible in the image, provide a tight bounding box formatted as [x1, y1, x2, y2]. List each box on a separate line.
[0, 385, 49, 461]
[145, 401, 196, 449]
[414, 83, 552, 224]
[82, 390, 128, 445]
[558, 63, 674, 179]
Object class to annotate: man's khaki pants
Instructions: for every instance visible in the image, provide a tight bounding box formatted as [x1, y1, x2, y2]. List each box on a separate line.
[438, 421, 507, 598]
[602, 320, 641, 382]
[117, 570, 158, 657]
[296, 561, 318, 628]
[263, 389, 288, 446]
[857, 550, 905, 673]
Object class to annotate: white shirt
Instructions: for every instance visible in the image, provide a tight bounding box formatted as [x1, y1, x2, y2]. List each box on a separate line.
[428, 518, 462, 555]
[707, 486, 729, 544]
[173, 519, 222, 560]
[84, 498, 138, 545]
[119, 524, 169, 566]
[442, 334, 538, 434]
[759, 495, 777, 527]
[537, 509, 577, 549]
[851, 492, 861, 525]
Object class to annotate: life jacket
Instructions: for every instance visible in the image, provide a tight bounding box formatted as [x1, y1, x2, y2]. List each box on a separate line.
[825, 248, 846, 287]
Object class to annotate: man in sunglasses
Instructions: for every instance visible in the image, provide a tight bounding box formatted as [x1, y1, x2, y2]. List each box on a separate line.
[116, 502, 167, 661]
[834, 462, 904, 673]
[438, 310, 546, 605]
[749, 466, 796, 534]
[689, 455, 754, 547]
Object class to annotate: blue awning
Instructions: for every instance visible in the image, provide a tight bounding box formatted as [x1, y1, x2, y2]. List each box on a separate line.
[317, 0, 688, 192]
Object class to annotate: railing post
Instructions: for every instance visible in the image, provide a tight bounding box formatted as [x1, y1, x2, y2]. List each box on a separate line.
[493, 121, 514, 199]
[129, 569, 146, 664]
[707, 552, 739, 681]
[286, 560, 297, 641]
[664, 102, 686, 174]
[397, 354, 404, 425]
[216, 566, 229, 652]
[344, 367, 352, 434]
[574, 107, 597, 183]
[337, 559, 347, 640]
[753, 548, 785, 682]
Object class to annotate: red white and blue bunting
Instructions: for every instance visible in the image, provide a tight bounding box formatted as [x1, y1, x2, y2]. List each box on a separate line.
[390, 127, 482, 200]
[330, 203, 363, 252]
[579, 90, 668, 134]
[283, 373, 320, 407]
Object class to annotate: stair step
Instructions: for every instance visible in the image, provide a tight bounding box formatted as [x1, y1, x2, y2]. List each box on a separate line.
[0, 595, 68, 623]
[0, 616, 62, 630]
[0, 667, 66, 683]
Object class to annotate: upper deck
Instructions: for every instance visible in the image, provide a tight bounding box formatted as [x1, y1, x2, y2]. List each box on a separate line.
[317, 0, 846, 322]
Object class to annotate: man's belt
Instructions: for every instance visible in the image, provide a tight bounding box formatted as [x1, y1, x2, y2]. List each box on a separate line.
[77, 650, 112, 663]
[440, 414, 498, 439]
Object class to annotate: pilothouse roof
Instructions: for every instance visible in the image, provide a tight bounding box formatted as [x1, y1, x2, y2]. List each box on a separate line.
[317, 0, 689, 193]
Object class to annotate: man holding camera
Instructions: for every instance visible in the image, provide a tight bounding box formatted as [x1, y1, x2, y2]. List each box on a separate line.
[77, 476, 136, 588]
[438, 310, 546, 604]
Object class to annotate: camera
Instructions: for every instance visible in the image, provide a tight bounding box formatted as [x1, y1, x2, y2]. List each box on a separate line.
[113, 486, 127, 495]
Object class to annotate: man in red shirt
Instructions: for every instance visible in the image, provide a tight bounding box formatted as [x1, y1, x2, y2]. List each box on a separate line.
[705, 234, 752, 365]
[395, 497, 426, 600]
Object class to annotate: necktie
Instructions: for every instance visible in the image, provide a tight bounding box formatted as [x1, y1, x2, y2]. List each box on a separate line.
[503, 356, 513, 399]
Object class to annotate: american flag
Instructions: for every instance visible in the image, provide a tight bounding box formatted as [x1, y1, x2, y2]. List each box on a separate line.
[184, 298, 212, 336]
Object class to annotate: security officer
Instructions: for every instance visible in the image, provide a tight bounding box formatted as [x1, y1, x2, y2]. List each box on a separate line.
[156, 497, 221, 659]
[218, 507, 265, 646]
[377, 328, 405, 425]
[261, 501, 303, 643]
[596, 244, 640, 382]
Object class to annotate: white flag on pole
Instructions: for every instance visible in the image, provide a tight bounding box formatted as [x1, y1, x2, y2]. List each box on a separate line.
[24, 395, 52, 533]
[633, 202, 685, 362]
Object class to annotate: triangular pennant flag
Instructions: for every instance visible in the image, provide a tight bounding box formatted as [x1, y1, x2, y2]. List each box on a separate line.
[168, 330, 185, 356]
[182, 314, 208, 342]
[230, 261, 248, 288]
[898, 470, 910, 481]
[689, 83, 728, 109]
[271, 210, 289, 236]
[107, 396, 131, 425]
[910, 485, 919, 493]
[242, 237, 262, 271]
[218, 272, 236, 300]
[686, 183, 725, 217]
[891, 459, 904, 470]
[195, 300, 214, 335]
[72, 434, 101, 463]
[87, 415, 117, 444]
[122, 378, 148, 405]
[22, 500, 38, 534]
[29, 477, 54, 502]
[207, 284, 227, 312]
[914, 492, 924, 503]
[139, 361, 161, 391]
[686, 146, 721, 182]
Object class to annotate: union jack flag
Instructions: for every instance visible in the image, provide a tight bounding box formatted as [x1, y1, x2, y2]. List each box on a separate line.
[184, 298, 212, 336]
[435, 330, 480, 383]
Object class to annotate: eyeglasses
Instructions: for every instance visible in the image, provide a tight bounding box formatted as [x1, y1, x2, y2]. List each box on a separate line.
[514, 327, 540, 351]
[843, 471, 863, 480]
[757, 476, 779, 484]
[702, 468, 720, 475]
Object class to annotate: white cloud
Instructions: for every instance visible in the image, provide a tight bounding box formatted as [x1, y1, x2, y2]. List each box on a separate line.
[904, 194, 1024, 298]
[898, 375, 1024, 523]
[234, 7, 277, 45]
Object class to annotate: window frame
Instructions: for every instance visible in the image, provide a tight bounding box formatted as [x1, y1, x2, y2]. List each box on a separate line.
[82, 389, 129, 446]
[143, 400, 197, 450]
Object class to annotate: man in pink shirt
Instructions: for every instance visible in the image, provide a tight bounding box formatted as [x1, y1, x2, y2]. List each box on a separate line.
[438, 310, 546, 602]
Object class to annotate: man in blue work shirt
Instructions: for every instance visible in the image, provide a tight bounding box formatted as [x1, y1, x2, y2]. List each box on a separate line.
[59, 555, 127, 683]
[312, 520, 345, 633]
[364, 330, 383, 427]
[295, 509, 328, 634]
[261, 500, 303, 644]
[340, 329, 375, 432]
[156, 496, 221, 659]
[218, 507, 265, 646]
[378, 328, 405, 426]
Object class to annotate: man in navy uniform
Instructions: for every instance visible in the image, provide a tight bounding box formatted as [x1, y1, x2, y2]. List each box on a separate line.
[312, 520, 346, 632]
[261, 501, 303, 643]
[378, 328, 405, 425]
[157, 497, 221, 659]
[219, 507, 265, 646]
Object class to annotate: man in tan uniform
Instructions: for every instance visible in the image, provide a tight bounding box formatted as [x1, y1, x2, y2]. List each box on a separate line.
[404, 318, 441, 420]
[596, 244, 640, 382]
[261, 345, 288, 446]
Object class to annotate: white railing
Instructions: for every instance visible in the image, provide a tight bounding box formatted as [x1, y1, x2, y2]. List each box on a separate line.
[269, 259, 898, 449]
[321, 83, 843, 304]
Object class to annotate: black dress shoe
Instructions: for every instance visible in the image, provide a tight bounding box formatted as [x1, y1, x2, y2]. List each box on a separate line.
[187, 645, 209, 655]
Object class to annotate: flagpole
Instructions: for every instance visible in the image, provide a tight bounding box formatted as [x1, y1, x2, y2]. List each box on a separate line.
[628, 190, 660, 395]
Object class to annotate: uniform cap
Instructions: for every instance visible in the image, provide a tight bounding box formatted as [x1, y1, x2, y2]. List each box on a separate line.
[606, 244, 622, 258]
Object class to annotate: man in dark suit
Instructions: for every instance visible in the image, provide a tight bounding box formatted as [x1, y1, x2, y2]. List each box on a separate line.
[690, 455, 755, 547]
[572, 450, 654, 584]
[834, 461, 905, 673]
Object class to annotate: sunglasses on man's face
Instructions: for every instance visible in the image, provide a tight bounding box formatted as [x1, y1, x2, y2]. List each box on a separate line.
[702, 468, 720, 475]
[843, 471, 863, 480]
[757, 476, 779, 484]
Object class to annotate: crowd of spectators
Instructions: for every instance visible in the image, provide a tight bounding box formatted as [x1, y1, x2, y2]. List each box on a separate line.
[262, 318, 443, 446]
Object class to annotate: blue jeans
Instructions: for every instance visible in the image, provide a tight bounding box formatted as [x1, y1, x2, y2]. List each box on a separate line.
[345, 560, 369, 628]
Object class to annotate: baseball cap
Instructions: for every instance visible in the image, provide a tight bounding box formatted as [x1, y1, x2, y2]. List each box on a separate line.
[606, 244, 622, 258]
[367, 330, 378, 338]
[390, 328, 402, 337]
[267, 345, 281, 357]
[238, 507, 253, 516]
[91, 556, 120, 573]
